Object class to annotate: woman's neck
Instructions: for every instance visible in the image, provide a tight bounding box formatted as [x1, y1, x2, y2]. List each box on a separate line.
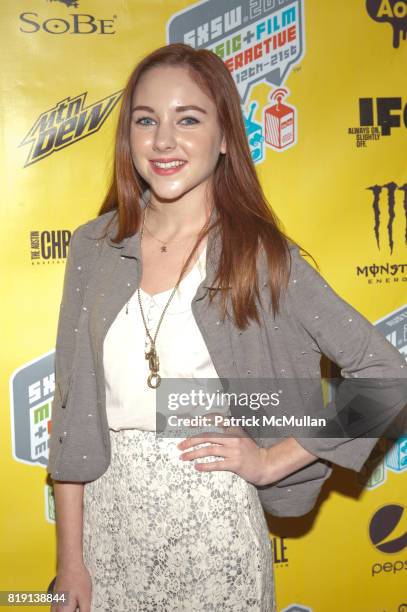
[144, 197, 212, 241]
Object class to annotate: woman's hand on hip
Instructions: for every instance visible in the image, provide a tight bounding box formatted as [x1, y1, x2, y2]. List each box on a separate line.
[176, 422, 274, 486]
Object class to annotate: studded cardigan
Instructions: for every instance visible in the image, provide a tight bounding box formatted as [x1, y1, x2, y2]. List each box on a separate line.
[46, 194, 407, 517]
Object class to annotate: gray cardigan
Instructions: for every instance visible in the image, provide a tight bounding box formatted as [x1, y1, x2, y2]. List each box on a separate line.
[47, 192, 407, 517]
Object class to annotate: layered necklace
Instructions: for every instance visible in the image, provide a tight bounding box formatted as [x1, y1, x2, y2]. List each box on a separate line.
[136, 201, 206, 389]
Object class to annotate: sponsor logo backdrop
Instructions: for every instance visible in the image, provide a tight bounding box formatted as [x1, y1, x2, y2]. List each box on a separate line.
[1, 0, 406, 610]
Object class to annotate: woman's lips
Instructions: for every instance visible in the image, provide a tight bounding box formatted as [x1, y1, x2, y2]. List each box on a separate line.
[149, 160, 188, 175]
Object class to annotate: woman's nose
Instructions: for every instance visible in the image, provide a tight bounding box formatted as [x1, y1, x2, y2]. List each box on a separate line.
[153, 122, 177, 150]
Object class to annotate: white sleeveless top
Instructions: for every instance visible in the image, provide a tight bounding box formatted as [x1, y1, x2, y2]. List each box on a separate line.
[103, 243, 223, 431]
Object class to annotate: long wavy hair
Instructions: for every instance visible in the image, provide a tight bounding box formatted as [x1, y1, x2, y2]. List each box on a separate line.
[98, 43, 314, 329]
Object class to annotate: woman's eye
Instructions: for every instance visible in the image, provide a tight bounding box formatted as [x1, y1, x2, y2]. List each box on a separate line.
[135, 117, 155, 126]
[180, 117, 199, 125]
[134, 116, 199, 126]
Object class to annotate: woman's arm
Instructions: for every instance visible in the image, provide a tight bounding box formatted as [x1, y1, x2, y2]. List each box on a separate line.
[51, 481, 92, 611]
[178, 246, 406, 484]
[53, 481, 85, 570]
[48, 224, 97, 608]
[287, 246, 407, 470]
[260, 437, 318, 484]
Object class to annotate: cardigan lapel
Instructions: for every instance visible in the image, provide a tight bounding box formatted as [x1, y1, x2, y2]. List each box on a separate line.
[88, 191, 223, 370]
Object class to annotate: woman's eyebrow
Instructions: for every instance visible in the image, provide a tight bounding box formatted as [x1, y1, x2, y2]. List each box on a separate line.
[131, 105, 207, 114]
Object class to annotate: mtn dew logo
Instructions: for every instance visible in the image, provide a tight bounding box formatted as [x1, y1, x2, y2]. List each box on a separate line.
[20, 90, 123, 167]
[167, 0, 305, 159]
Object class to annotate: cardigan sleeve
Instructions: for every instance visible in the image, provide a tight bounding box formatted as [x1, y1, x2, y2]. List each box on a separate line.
[47, 221, 103, 478]
[286, 246, 407, 472]
[53, 228, 87, 384]
[47, 227, 85, 478]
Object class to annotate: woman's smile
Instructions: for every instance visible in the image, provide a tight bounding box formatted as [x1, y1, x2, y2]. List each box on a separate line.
[149, 159, 188, 175]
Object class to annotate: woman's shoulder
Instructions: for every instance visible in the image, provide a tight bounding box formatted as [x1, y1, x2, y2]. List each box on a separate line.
[73, 209, 117, 241]
[66, 210, 118, 265]
[285, 238, 300, 254]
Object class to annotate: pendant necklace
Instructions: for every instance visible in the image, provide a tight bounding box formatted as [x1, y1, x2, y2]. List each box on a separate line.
[136, 201, 203, 389]
[143, 220, 187, 253]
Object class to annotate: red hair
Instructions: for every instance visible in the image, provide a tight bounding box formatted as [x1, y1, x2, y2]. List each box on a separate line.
[98, 43, 313, 329]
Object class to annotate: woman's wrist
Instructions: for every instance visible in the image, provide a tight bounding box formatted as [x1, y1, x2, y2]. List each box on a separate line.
[260, 437, 318, 485]
[57, 554, 86, 573]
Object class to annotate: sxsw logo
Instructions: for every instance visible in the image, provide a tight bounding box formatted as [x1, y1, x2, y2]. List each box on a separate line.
[167, 0, 305, 104]
[359, 435, 407, 490]
[357, 305, 407, 489]
[45, 483, 56, 523]
[167, 0, 304, 161]
[375, 304, 407, 360]
[10, 351, 55, 469]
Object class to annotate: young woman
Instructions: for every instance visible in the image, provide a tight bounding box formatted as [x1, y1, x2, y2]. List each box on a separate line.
[49, 43, 406, 612]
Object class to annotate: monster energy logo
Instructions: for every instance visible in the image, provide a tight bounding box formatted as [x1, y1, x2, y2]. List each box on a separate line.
[356, 262, 407, 278]
[367, 182, 407, 253]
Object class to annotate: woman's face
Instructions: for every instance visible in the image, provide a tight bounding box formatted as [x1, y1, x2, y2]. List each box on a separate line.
[130, 65, 226, 201]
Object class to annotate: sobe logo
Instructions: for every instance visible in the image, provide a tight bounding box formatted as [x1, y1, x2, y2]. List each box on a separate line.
[19, 0, 117, 35]
[369, 504, 407, 577]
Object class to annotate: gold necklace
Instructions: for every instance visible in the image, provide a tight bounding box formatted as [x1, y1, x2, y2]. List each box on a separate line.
[137, 202, 204, 389]
[143, 222, 187, 253]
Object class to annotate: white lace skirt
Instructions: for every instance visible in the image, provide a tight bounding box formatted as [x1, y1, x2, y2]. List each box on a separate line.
[82, 428, 275, 612]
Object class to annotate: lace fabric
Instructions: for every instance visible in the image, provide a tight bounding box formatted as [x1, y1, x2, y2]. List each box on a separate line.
[83, 428, 276, 611]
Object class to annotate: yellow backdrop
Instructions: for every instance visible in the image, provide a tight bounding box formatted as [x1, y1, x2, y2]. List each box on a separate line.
[1, 1, 406, 611]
